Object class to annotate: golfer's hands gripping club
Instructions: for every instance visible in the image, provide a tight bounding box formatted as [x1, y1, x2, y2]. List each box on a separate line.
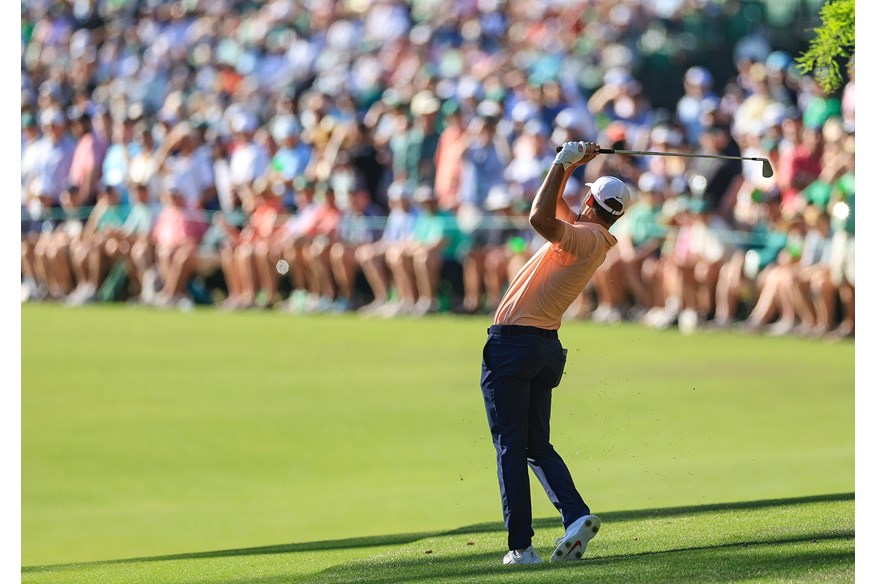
[553, 141, 600, 171]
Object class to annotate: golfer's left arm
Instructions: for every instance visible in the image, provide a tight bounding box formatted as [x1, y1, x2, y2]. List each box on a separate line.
[530, 141, 599, 243]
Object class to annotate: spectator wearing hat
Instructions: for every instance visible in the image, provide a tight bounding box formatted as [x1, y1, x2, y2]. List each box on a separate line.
[398, 90, 442, 190]
[643, 125, 687, 178]
[504, 119, 553, 201]
[270, 115, 312, 194]
[228, 110, 270, 211]
[458, 101, 511, 211]
[676, 66, 718, 145]
[155, 122, 216, 211]
[23, 108, 76, 221]
[356, 180, 419, 315]
[24, 109, 79, 299]
[100, 113, 141, 206]
[587, 68, 653, 141]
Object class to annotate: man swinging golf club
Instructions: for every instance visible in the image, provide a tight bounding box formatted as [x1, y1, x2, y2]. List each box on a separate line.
[480, 140, 631, 565]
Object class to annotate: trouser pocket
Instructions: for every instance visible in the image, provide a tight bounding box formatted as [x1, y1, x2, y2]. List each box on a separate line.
[552, 347, 568, 388]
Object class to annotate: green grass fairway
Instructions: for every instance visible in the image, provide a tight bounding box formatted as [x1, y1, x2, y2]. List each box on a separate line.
[22, 494, 853, 583]
[22, 304, 854, 578]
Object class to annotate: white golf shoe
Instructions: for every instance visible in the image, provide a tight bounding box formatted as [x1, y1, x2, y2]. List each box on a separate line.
[550, 514, 601, 562]
[502, 545, 543, 565]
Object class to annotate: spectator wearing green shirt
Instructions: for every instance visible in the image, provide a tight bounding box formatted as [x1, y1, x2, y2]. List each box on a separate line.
[614, 172, 668, 319]
[117, 181, 157, 302]
[385, 185, 462, 316]
[828, 175, 854, 338]
[66, 183, 128, 306]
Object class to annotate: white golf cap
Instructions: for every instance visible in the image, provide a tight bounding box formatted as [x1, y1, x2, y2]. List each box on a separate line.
[585, 176, 631, 217]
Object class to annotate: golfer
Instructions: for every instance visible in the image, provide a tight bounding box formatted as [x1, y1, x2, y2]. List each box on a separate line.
[480, 141, 631, 565]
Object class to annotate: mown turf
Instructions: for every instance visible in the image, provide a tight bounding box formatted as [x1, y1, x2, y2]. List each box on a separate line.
[22, 304, 854, 570]
[22, 494, 854, 583]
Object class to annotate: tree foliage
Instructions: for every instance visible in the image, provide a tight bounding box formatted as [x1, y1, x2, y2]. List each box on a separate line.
[797, 0, 855, 94]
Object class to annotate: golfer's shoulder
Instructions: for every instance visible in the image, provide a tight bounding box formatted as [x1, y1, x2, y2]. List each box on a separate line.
[565, 222, 617, 247]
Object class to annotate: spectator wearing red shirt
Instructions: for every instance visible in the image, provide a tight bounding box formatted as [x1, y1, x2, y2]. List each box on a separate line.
[777, 125, 822, 215]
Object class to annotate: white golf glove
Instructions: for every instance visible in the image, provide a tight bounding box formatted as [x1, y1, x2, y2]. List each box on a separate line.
[554, 141, 587, 170]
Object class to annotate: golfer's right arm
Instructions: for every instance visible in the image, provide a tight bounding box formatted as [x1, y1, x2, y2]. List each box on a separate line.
[529, 141, 599, 242]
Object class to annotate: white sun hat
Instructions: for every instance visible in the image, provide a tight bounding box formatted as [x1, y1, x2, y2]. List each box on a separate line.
[585, 176, 632, 217]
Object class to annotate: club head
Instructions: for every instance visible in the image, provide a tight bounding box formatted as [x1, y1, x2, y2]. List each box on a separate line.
[759, 158, 774, 179]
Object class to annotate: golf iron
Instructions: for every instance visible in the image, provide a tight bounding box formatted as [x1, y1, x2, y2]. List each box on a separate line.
[556, 146, 774, 179]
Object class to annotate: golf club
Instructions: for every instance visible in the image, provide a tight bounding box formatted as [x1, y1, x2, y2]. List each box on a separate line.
[556, 146, 774, 178]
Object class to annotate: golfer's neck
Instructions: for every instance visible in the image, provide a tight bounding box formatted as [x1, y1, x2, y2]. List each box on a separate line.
[576, 210, 612, 231]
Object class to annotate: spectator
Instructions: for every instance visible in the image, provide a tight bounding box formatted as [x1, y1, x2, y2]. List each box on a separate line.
[458, 101, 511, 211]
[63, 106, 108, 213]
[330, 182, 385, 312]
[461, 185, 520, 314]
[66, 183, 127, 306]
[613, 173, 668, 318]
[295, 184, 344, 313]
[384, 185, 462, 317]
[676, 67, 718, 145]
[149, 178, 207, 308]
[356, 180, 419, 315]
[155, 122, 215, 211]
[222, 179, 286, 310]
[434, 100, 467, 212]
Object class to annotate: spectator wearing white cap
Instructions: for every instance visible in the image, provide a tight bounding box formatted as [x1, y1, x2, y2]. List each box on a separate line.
[677, 66, 717, 144]
[398, 90, 442, 190]
[458, 101, 511, 210]
[155, 122, 215, 210]
[23, 108, 76, 217]
[504, 119, 553, 201]
[270, 115, 311, 188]
[587, 68, 652, 139]
[228, 110, 270, 210]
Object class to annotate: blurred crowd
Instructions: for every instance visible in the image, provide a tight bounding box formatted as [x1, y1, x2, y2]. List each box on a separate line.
[20, 0, 854, 338]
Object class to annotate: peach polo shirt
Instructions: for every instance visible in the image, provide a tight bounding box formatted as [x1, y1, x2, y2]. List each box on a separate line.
[493, 221, 617, 330]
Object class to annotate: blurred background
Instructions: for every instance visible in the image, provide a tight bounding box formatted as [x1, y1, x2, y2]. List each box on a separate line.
[20, 0, 855, 337]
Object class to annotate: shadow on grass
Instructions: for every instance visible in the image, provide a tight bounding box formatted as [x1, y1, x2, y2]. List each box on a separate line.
[22, 491, 854, 574]
[451, 491, 855, 536]
[302, 533, 854, 584]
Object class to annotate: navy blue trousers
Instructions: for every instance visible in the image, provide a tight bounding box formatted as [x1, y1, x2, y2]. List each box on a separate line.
[480, 325, 589, 551]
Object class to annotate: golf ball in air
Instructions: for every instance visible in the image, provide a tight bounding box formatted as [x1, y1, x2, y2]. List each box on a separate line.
[276, 259, 289, 275]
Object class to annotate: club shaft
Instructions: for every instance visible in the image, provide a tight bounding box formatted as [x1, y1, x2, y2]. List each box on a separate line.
[555, 145, 764, 164]
[598, 148, 764, 164]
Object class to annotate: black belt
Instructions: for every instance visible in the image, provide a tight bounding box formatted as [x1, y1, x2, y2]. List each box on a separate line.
[488, 325, 558, 339]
